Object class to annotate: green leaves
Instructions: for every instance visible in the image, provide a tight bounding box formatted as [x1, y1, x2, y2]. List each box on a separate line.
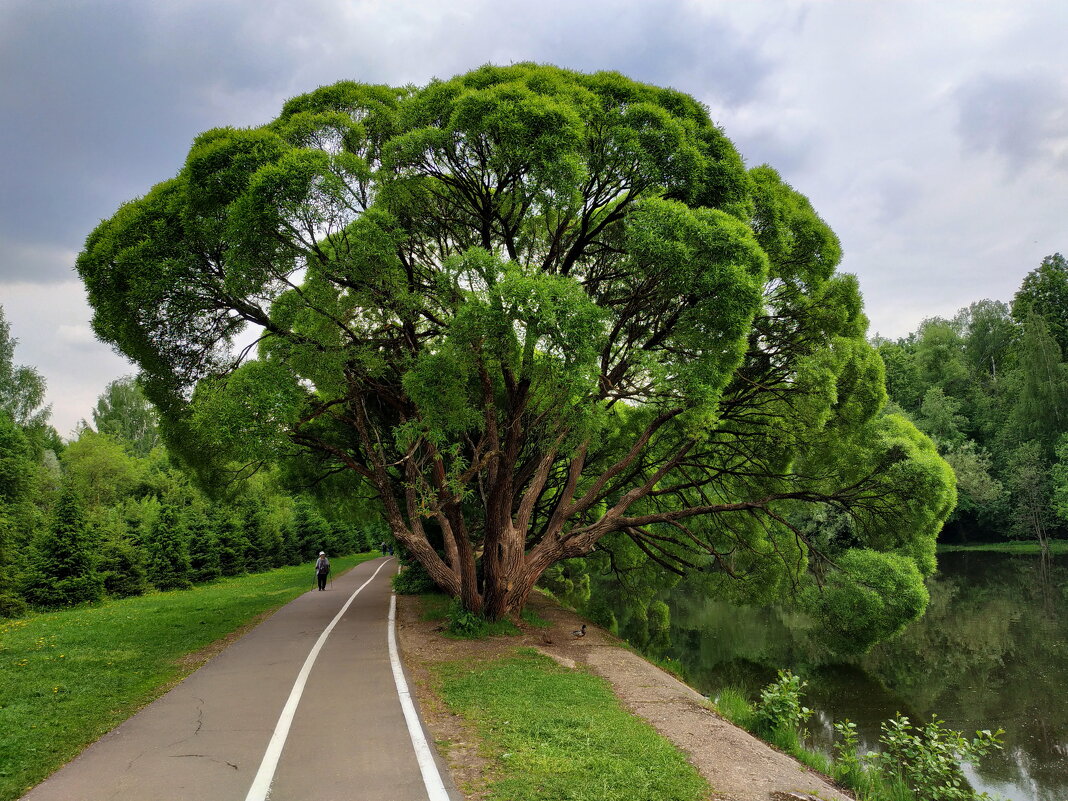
[403, 249, 608, 442]
[749, 165, 841, 285]
[805, 548, 930, 654]
[615, 197, 766, 419]
[190, 360, 306, 463]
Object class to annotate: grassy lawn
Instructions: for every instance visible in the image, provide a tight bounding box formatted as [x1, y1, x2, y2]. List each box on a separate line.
[436, 648, 709, 801]
[0, 553, 378, 801]
[938, 540, 1068, 555]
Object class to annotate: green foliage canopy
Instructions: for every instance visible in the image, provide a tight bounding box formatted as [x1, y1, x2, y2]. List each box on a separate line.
[90, 377, 160, 457]
[78, 64, 954, 624]
[1012, 253, 1068, 354]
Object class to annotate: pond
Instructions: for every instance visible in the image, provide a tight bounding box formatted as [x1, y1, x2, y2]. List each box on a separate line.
[613, 551, 1068, 801]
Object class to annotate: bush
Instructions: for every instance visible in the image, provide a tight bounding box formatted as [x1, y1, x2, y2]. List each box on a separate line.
[752, 670, 812, 739]
[445, 599, 484, 636]
[715, 672, 1003, 801]
[871, 714, 1003, 801]
[442, 599, 521, 638]
[99, 536, 149, 598]
[0, 591, 27, 618]
[392, 560, 438, 594]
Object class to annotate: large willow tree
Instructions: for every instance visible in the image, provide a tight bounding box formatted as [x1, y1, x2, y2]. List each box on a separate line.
[79, 65, 954, 630]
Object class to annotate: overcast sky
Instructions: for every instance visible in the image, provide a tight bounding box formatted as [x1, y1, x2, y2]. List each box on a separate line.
[1, 0, 1065, 437]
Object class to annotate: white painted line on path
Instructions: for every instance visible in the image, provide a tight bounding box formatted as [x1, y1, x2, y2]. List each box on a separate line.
[388, 593, 452, 801]
[244, 558, 393, 801]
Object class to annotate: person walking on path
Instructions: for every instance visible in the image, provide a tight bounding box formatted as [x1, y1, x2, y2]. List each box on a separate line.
[315, 551, 330, 590]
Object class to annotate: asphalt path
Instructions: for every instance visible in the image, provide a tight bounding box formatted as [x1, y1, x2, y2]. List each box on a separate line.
[21, 557, 458, 801]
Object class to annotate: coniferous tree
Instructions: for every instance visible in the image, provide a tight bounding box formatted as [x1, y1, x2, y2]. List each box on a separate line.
[239, 497, 283, 571]
[213, 510, 250, 576]
[0, 509, 27, 616]
[187, 506, 222, 582]
[21, 484, 103, 608]
[145, 501, 192, 590]
[0, 411, 35, 615]
[94, 507, 149, 597]
[330, 521, 356, 555]
[99, 535, 150, 598]
[280, 519, 302, 566]
[292, 498, 331, 561]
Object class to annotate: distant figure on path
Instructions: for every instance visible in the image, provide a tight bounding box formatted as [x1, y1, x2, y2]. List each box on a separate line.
[315, 552, 330, 590]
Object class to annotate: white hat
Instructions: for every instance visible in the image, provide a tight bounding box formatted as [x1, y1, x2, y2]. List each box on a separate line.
[319, 551, 325, 556]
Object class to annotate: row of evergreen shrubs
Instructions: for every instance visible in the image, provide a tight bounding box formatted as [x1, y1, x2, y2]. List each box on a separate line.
[2, 484, 385, 616]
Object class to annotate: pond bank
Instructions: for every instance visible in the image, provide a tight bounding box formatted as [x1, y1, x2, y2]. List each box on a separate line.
[604, 549, 1068, 801]
[396, 592, 852, 801]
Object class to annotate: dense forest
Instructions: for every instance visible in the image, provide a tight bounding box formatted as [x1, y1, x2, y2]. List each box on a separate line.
[0, 305, 383, 618]
[875, 253, 1068, 550]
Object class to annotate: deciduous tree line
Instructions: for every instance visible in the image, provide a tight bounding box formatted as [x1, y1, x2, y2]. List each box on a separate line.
[876, 253, 1068, 551]
[0, 307, 381, 617]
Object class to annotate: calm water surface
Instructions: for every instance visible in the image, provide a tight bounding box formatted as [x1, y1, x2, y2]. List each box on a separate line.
[613, 551, 1068, 801]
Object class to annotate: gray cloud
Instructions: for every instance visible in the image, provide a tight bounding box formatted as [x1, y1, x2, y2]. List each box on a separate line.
[0, 1, 314, 280]
[0, 0, 771, 285]
[492, 1, 773, 108]
[955, 72, 1068, 170]
[0, 281, 133, 438]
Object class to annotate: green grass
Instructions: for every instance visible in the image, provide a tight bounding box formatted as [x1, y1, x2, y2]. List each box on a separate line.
[519, 606, 551, 628]
[418, 592, 525, 638]
[435, 648, 710, 801]
[0, 553, 378, 801]
[711, 686, 755, 728]
[619, 642, 688, 682]
[938, 540, 1068, 554]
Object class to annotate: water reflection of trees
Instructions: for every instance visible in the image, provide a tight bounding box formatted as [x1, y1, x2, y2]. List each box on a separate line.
[613, 552, 1068, 801]
[863, 553, 1068, 799]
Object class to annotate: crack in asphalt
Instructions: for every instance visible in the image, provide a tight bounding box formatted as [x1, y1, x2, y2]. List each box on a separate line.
[171, 754, 239, 770]
[164, 696, 206, 749]
[192, 696, 204, 736]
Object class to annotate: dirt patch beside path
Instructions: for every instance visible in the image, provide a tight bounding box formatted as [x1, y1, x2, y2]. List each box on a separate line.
[396, 592, 852, 801]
